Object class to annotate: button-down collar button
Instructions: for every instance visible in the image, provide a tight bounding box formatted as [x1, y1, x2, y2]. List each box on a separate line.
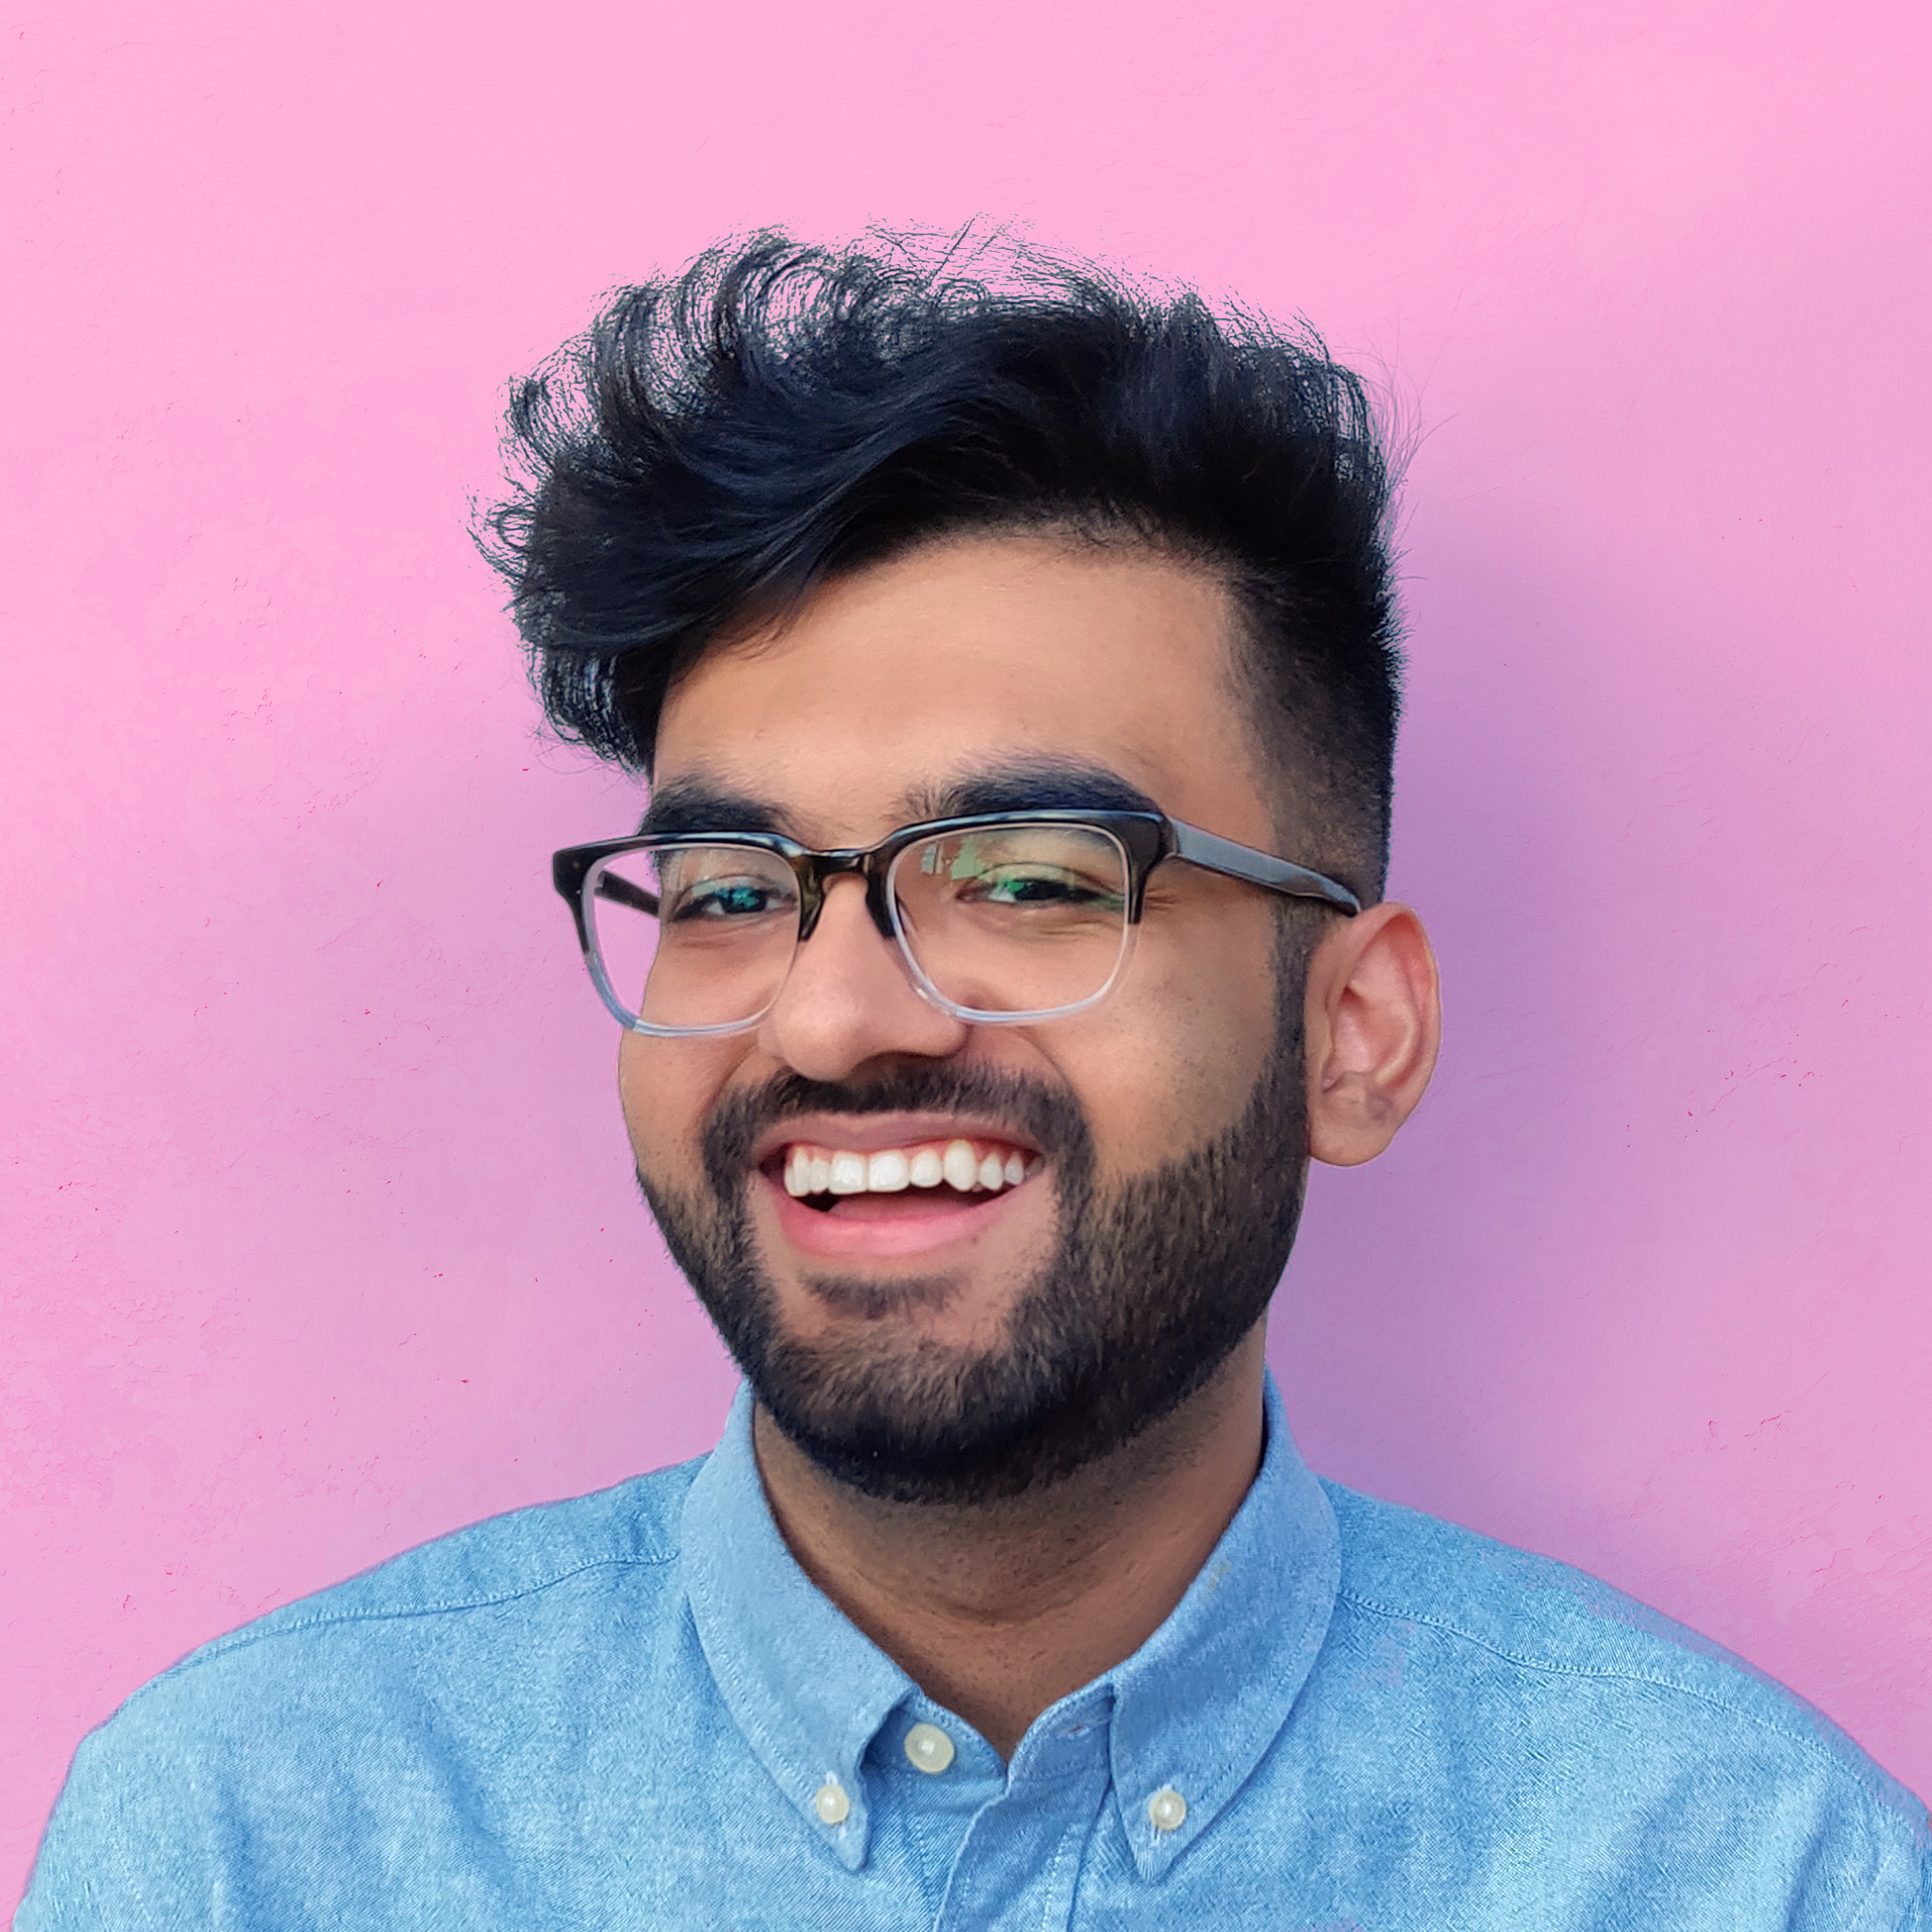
[813, 1779, 851, 1825]
[1146, 1786, 1188, 1833]
[902, 1722, 956, 1774]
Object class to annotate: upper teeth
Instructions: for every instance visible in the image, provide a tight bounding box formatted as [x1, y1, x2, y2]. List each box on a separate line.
[782, 1138, 1039, 1198]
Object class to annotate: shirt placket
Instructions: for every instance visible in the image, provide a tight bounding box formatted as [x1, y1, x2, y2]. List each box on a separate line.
[932, 1701, 1113, 1932]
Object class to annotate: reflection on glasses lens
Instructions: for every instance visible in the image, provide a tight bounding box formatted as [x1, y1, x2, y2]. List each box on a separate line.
[584, 824, 1134, 1033]
[588, 844, 800, 1034]
[891, 825, 1130, 1019]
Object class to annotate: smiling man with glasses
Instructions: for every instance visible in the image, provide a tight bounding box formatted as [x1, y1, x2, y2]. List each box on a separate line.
[23, 234, 1928, 1929]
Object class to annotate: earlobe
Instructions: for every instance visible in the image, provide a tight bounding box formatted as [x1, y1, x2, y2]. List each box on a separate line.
[1304, 903, 1441, 1168]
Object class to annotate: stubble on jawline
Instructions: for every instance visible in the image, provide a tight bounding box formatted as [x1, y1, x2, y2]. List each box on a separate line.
[635, 988, 1311, 1505]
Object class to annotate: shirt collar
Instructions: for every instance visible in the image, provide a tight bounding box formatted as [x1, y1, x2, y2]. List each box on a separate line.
[1096, 1372, 1341, 1877]
[679, 1390, 908, 1871]
[678, 1373, 1340, 1879]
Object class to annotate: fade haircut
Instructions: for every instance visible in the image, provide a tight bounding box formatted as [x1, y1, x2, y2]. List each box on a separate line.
[482, 230, 1405, 898]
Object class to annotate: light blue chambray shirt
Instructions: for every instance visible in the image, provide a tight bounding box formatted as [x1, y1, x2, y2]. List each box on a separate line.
[21, 1376, 1930, 1930]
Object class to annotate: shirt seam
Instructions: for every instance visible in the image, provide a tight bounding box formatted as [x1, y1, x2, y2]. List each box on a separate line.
[104, 1813, 165, 1932]
[1337, 1585, 1924, 1833]
[1869, 1846, 1932, 1932]
[135, 1552, 681, 1691]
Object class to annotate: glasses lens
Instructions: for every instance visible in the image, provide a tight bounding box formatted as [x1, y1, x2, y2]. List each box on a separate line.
[891, 823, 1131, 1018]
[586, 843, 799, 1032]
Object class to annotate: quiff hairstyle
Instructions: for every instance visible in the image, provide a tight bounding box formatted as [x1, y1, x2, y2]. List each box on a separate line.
[483, 231, 1405, 899]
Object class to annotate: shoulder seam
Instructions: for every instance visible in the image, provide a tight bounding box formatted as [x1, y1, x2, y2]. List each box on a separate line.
[1337, 1586, 1919, 1828]
[148, 1551, 680, 1688]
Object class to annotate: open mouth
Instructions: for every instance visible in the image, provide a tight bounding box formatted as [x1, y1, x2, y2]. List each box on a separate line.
[763, 1136, 1044, 1216]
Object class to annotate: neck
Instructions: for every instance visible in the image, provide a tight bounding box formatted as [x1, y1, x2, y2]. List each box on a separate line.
[751, 1325, 1269, 1759]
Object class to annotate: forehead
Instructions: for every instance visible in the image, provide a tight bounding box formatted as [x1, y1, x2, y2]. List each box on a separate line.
[652, 533, 1271, 843]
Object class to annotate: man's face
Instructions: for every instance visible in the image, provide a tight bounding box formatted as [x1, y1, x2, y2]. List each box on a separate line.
[624, 533, 1316, 1499]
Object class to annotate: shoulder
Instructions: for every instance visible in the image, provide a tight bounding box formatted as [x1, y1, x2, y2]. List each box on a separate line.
[1319, 1480, 1929, 1878]
[20, 1458, 711, 1924]
[103, 1454, 706, 1735]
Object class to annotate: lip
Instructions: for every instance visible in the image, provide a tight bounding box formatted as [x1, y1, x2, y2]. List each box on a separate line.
[758, 1163, 1041, 1262]
[748, 1110, 1045, 1169]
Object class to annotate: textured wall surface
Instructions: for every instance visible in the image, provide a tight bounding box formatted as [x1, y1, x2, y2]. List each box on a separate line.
[5, 0, 1927, 1902]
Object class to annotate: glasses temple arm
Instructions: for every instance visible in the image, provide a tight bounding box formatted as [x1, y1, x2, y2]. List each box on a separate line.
[591, 872, 659, 916]
[1168, 821, 1361, 915]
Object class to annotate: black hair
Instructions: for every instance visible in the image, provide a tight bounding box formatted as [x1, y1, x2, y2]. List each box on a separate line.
[481, 230, 1404, 897]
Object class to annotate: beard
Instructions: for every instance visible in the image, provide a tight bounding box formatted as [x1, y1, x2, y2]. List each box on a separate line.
[639, 971, 1310, 1506]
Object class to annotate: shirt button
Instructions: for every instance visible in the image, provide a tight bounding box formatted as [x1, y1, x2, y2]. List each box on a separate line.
[813, 1779, 851, 1825]
[902, 1722, 957, 1774]
[1146, 1786, 1188, 1833]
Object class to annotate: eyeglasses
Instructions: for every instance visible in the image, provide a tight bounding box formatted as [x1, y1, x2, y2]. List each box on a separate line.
[551, 809, 1360, 1036]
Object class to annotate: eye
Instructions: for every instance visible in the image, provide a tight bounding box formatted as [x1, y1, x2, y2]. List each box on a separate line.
[916, 830, 1129, 918]
[667, 875, 791, 922]
[969, 866, 1118, 908]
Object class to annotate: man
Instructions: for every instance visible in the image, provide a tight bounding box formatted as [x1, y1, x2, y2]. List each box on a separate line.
[23, 234, 1929, 1928]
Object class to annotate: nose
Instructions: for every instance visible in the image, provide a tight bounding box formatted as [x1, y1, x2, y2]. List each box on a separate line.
[758, 874, 970, 1081]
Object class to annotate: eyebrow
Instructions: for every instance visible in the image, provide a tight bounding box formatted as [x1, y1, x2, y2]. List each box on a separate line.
[636, 778, 792, 839]
[904, 758, 1162, 822]
[636, 757, 1164, 843]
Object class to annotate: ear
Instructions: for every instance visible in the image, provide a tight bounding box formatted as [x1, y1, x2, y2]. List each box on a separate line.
[1303, 902, 1441, 1167]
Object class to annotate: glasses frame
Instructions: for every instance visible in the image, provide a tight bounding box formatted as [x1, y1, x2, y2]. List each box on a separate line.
[551, 808, 1362, 1036]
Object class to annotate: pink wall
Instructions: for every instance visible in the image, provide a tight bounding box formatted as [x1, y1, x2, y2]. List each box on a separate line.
[5, 0, 1927, 1899]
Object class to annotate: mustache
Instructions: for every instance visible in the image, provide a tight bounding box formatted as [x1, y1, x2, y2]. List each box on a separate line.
[700, 1064, 1094, 1194]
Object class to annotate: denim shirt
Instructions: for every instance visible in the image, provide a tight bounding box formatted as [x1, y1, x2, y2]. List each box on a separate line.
[22, 1377, 1929, 1929]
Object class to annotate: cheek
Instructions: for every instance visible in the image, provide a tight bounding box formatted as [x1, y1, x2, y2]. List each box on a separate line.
[1070, 908, 1284, 1175]
[616, 1036, 734, 1179]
